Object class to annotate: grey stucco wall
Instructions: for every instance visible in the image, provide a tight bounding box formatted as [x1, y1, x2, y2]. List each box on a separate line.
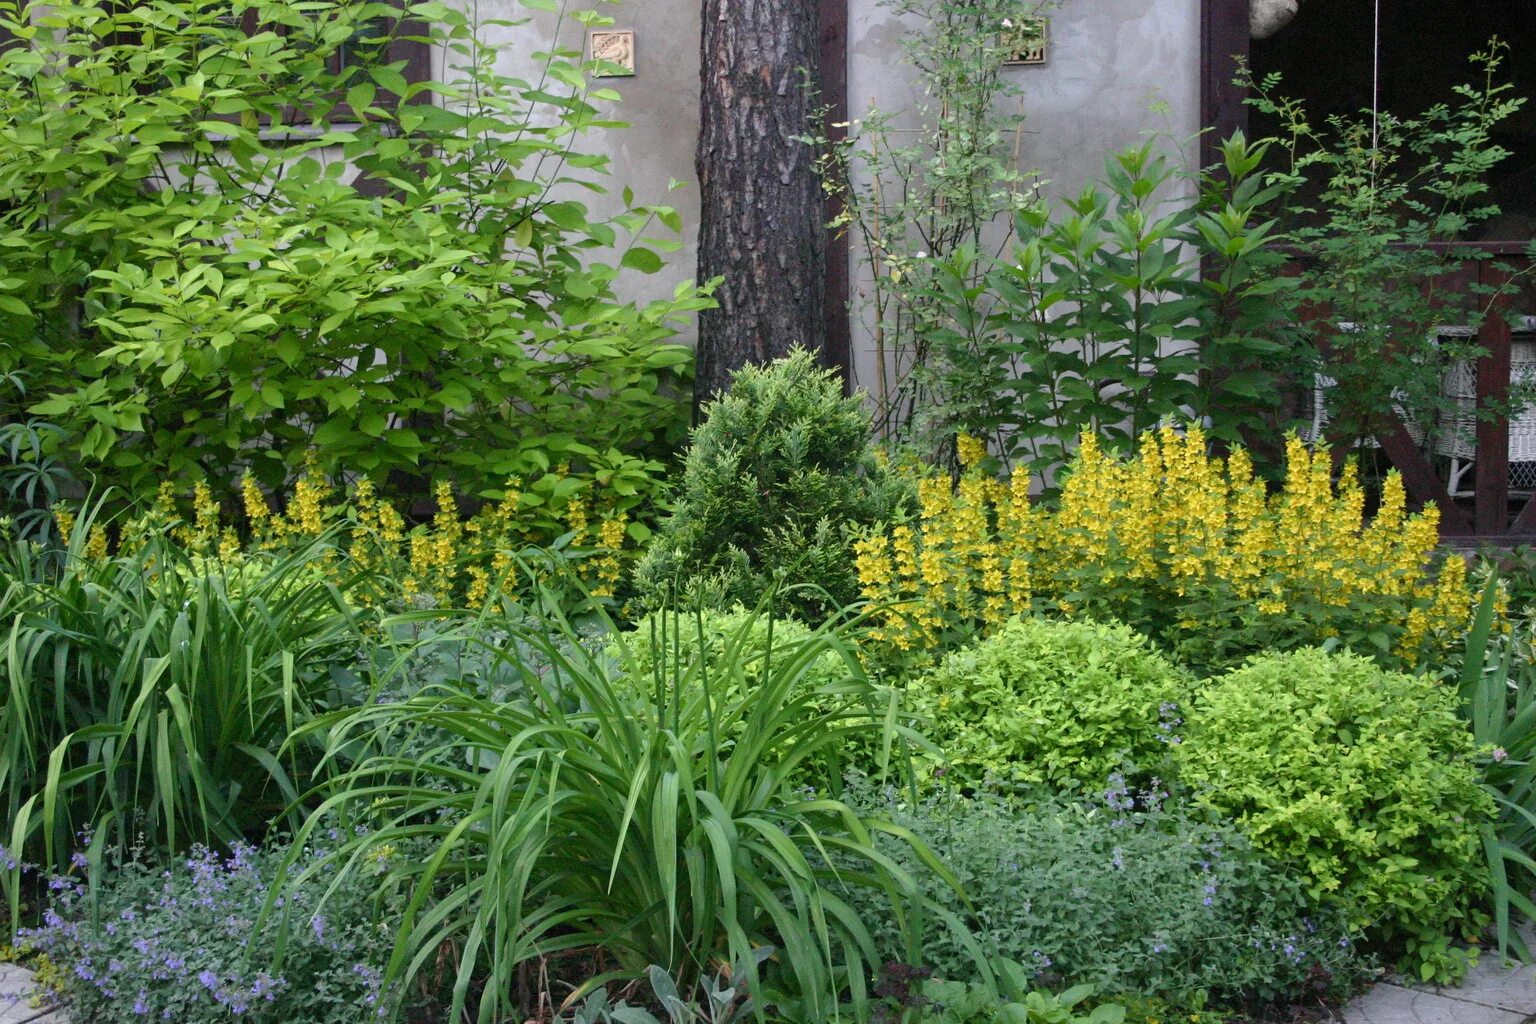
[439, 0, 1202, 360]
[843, 0, 1203, 395]
[444, 0, 704, 338]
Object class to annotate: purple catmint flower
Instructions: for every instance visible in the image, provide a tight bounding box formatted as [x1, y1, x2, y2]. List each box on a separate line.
[1494, 747, 1509, 762]
[310, 914, 326, 942]
[198, 969, 219, 990]
[133, 991, 150, 1015]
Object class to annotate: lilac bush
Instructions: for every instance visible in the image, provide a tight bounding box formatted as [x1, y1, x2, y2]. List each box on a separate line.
[21, 836, 411, 1023]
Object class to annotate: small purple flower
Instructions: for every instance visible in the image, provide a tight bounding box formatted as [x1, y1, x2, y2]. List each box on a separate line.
[198, 969, 219, 991]
[1494, 747, 1510, 762]
[133, 990, 150, 1015]
[310, 914, 326, 942]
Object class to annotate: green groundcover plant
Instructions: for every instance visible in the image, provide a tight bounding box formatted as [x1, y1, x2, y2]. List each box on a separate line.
[840, 779, 1370, 1013]
[21, 835, 415, 1024]
[906, 618, 1192, 791]
[1173, 647, 1494, 982]
[0, 0, 709, 506]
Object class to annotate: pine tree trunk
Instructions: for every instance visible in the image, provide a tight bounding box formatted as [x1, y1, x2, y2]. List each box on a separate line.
[694, 0, 826, 405]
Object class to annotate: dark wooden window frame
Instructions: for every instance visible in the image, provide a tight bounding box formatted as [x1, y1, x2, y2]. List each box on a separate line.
[1201, 0, 1536, 539]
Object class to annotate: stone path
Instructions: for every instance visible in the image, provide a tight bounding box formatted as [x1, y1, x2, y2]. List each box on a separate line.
[1341, 954, 1536, 1024]
[0, 964, 58, 1024]
[0, 956, 1533, 1023]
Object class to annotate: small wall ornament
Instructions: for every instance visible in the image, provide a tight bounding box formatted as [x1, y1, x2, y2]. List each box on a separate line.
[590, 30, 636, 76]
[1001, 16, 1048, 66]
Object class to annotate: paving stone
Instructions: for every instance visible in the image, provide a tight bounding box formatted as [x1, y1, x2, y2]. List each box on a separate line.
[0, 966, 51, 1024]
[1428, 956, 1536, 1013]
[1342, 982, 1528, 1024]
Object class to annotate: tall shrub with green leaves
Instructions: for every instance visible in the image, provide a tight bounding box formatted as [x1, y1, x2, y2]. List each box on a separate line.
[907, 134, 1309, 488]
[1245, 42, 1530, 451]
[634, 350, 913, 621]
[0, 0, 709, 506]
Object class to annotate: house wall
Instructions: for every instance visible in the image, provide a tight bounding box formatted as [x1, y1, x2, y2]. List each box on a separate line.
[447, 0, 1203, 358]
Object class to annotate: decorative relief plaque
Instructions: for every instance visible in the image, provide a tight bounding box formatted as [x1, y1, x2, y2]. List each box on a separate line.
[590, 30, 636, 76]
[1001, 17, 1048, 66]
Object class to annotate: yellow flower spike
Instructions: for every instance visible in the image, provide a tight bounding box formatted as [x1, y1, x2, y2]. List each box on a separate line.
[956, 433, 987, 470]
[84, 525, 109, 562]
[54, 506, 77, 548]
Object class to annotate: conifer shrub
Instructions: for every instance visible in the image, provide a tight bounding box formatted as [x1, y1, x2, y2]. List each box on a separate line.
[634, 349, 912, 621]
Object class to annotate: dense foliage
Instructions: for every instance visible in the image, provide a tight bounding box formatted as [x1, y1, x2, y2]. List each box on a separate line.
[636, 350, 913, 621]
[283, 603, 947, 1023]
[1174, 648, 1494, 980]
[858, 427, 1474, 671]
[0, 518, 359, 888]
[906, 618, 1190, 790]
[23, 838, 409, 1024]
[843, 781, 1371, 1012]
[0, 0, 708, 506]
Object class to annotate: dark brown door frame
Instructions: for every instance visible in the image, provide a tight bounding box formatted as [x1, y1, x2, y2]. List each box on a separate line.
[819, 0, 853, 389]
[1201, 0, 1251, 170]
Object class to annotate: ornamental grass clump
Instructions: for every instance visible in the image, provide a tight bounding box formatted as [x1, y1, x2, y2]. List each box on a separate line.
[856, 426, 1477, 670]
[906, 618, 1191, 790]
[1173, 648, 1494, 982]
[284, 600, 956, 1023]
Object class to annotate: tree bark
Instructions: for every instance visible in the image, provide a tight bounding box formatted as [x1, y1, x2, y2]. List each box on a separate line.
[694, 0, 826, 406]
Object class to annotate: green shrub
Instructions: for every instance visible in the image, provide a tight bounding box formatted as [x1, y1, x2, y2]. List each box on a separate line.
[908, 618, 1190, 790]
[1172, 648, 1494, 980]
[0, 0, 708, 506]
[842, 781, 1369, 1012]
[634, 349, 912, 621]
[23, 836, 415, 1024]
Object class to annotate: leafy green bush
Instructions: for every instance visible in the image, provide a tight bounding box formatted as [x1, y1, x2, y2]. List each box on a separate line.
[0, 0, 708, 506]
[907, 618, 1191, 790]
[842, 781, 1369, 1012]
[285, 601, 950, 1023]
[634, 349, 912, 621]
[22, 836, 414, 1024]
[0, 516, 362, 886]
[1172, 648, 1493, 980]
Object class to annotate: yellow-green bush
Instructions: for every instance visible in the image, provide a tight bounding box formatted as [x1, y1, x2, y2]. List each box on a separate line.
[908, 618, 1191, 790]
[1172, 647, 1493, 980]
[856, 427, 1480, 671]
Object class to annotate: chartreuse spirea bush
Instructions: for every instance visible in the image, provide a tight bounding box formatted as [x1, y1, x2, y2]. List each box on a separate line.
[857, 426, 1477, 671]
[1172, 648, 1494, 982]
[907, 618, 1190, 790]
[0, 0, 709, 508]
[635, 349, 914, 622]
